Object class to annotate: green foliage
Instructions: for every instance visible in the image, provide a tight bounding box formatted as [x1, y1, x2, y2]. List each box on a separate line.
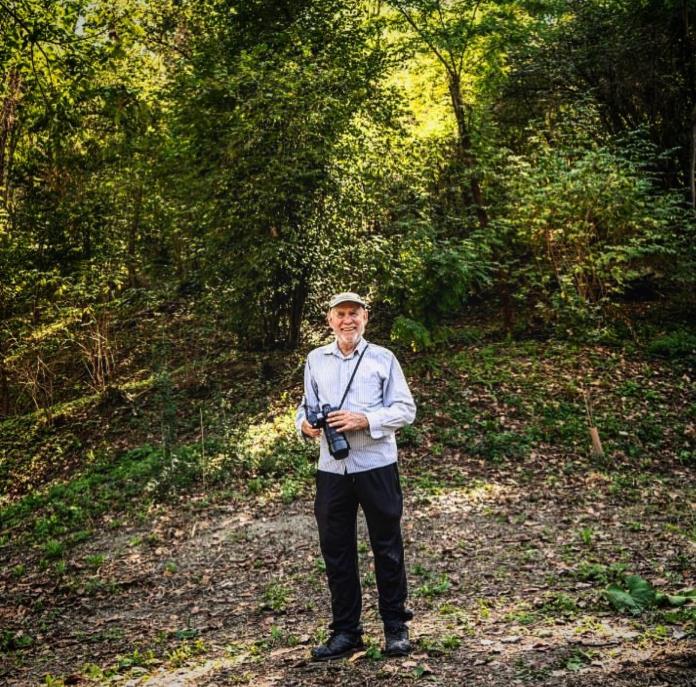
[42, 676, 65, 687]
[268, 624, 299, 648]
[471, 425, 529, 462]
[647, 331, 696, 360]
[578, 527, 595, 546]
[408, 238, 495, 326]
[115, 647, 157, 671]
[538, 592, 578, 617]
[564, 648, 593, 672]
[1, 0, 695, 548]
[498, 117, 696, 328]
[391, 316, 433, 351]
[397, 423, 422, 447]
[441, 634, 462, 650]
[218, 406, 316, 482]
[0, 629, 33, 651]
[0, 0, 171, 325]
[262, 582, 290, 613]
[364, 636, 383, 661]
[1, 444, 190, 547]
[386, 233, 494, 343]
[0, 400, 320, 554]
[605, 575, 695, 616]
[414, 572, 451, 598]
[574, 561, 627, 585]
[43, 539, 65, 560]
[167, 639, 207, 668]
[505, 0, 696, 193]
[85, 554, 106, 571]
[605, 575, 657, 615]
[658, 606, 696, 637]
[1, 0, 693, 378]
[168, 0, 393, 349]
[280, 478, 301, 504]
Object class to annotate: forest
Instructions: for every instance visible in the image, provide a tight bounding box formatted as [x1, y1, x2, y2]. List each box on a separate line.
[0, 1, 695, 685]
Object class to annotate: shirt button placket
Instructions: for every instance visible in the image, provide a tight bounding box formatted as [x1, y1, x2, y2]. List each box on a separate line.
[340, 353, 352, 475]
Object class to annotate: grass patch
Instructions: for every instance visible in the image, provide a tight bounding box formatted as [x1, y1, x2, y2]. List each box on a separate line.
[262, 581, 291, 612]
[1, 445, 190, 548]
[414, 572, 451, 599]
[412, 334, 690, 465]
[538, 591, 579, 618]
[646, 330, 696, 360]
[1, 402, 318, 555]
[167, 639, 207, 668]
[574, 561, 627, 584]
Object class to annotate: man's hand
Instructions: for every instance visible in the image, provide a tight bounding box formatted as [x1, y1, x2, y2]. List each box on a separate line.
[327, 410, 369, 432]
[301, 419, 322, 438]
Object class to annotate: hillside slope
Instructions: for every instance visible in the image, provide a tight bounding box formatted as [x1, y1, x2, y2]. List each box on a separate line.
[1, 317, 694, 685]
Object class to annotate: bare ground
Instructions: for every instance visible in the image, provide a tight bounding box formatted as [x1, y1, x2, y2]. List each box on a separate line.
[1, 449, 694, 686]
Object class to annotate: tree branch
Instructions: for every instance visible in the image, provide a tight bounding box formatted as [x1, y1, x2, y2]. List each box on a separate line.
[391, 0, 455, 77]
[458, 0, 483, 76]
[435, 0, 459, 75]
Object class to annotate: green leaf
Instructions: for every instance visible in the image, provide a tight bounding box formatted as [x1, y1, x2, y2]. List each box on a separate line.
[605, 575, 657, 615]
[626, 575, 657, 608]
[655, 592, 691, 608]
[605, 585, 643, 615]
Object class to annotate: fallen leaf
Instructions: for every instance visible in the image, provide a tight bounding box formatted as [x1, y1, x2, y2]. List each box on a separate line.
[418, 662, 434, 676]
[347, 650, 366, 662]
[270, 647, 303, 658]
[380, 663, 399, 674]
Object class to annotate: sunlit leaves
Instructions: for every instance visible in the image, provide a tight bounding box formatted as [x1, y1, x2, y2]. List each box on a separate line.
[496, 109, 696, 324]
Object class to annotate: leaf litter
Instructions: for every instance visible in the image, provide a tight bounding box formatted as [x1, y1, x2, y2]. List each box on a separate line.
[0, 341, 694, 685]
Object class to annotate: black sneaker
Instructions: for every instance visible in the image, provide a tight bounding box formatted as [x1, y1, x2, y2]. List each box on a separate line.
[384, 626, 411, 657]
[311, 632, 364, 662]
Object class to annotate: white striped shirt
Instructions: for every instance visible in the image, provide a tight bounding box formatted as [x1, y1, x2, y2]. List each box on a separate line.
[295, 337, 416, 474]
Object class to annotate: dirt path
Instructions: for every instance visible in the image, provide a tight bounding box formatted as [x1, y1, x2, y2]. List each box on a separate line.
[2, 450, 694, 686]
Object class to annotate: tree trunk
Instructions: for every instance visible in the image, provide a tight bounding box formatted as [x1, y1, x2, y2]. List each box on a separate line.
[683, 1, 696, 207]
[82, 222, 92, 259]
[0, 356, 9, 417]
[447, 73, 488, 229]
[128, 183, 143, 287]
[287, 272, 308, 349]
[690, 104, 696, 209]
[5, 118, 19, 207]
[0, 68, 21, 206]
[499, 269, 514, 333]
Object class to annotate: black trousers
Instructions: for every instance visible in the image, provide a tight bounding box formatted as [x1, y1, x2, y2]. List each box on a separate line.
[314, 463, 411, 635]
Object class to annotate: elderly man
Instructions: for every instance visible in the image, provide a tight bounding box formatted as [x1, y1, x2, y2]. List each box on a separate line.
[296, 291, 416, 661]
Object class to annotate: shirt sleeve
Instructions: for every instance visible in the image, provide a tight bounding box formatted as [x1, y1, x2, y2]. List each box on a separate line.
[295, 357, 320, 438]
[364, 354, 416, 439]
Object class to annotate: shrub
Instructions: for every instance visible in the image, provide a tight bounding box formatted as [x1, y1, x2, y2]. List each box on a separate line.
[646, 330, 696, 360]
[386, 235, 494, 348]
[498, 113, 696, 328]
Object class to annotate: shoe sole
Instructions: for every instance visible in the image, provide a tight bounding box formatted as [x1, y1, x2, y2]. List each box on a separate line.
[311, 646, 364, 662]
[384, 649, 410, 657]
[384, 643, 412, 657]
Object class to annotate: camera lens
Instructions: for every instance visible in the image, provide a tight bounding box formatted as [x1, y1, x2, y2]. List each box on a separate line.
[321, 405, 350, 459]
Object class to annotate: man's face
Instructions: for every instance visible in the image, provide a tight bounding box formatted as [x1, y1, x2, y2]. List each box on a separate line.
[327, 302, 368, 348]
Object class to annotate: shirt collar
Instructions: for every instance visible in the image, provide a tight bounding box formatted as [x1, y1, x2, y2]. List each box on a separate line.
[326, 336, 368, 359]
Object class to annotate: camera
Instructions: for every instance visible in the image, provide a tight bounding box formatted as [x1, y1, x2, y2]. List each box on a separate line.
[306, 404, 350, 460]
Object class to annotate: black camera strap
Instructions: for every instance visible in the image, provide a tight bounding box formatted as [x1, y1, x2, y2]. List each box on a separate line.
[337, 343, 369, 410]
[303, 343, 369, 416]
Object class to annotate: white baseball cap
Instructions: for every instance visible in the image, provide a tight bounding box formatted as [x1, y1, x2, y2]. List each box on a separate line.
[328, 291, 368, 309]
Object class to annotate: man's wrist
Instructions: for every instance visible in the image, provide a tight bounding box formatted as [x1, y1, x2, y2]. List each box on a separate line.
[364, 412, 385, 439]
